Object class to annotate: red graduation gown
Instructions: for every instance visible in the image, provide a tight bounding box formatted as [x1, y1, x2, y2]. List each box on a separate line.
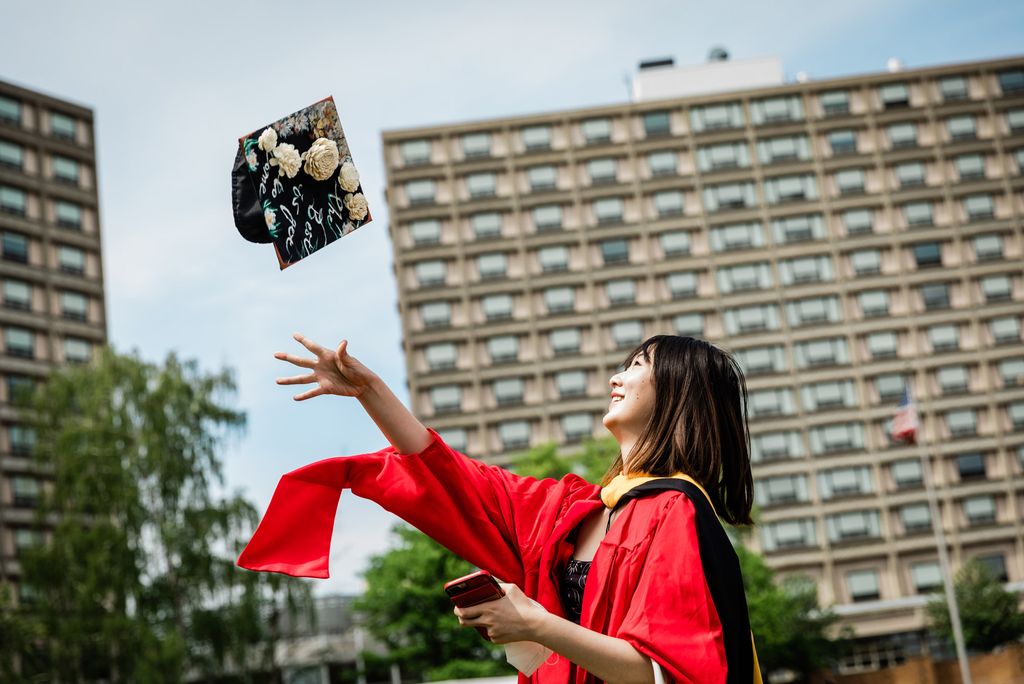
[238, 431, 729, 683]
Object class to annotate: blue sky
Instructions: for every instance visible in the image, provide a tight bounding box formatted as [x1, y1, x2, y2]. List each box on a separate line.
[3, 0, 1023, 594]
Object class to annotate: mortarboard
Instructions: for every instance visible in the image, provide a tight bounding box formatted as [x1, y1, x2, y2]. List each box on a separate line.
[231, 97, 371, 269]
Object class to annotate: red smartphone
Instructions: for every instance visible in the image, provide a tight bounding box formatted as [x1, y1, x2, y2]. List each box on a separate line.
[444, 570, 505, 640]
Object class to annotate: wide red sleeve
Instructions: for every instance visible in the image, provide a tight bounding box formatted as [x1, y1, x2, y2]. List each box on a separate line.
[615, 495, 728, 684]
[236, 430, 595, 584]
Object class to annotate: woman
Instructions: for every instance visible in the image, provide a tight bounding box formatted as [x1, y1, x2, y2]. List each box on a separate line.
[238, 334, 760, 683]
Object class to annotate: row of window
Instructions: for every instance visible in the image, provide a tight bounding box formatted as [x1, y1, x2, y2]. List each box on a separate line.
[0, 93, 83, 143]
[390, 69, 1024, 165]
[838, 552, 1010, 605]
[0, 143, 89, 187]
[1, 279, 95, 320]
[0, 231, 92, 275]
[0, 185, 95, 230]
[761, 493, 1015, 554]
[0, 328, 93, 363]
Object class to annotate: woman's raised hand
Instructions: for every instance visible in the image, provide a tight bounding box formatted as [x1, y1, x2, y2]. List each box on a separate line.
[275, 334, 378, 401]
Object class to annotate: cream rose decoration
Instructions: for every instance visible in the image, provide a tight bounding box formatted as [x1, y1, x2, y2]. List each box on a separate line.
[258, 127, 278, 152]
[343, 192, 368, 221]
[245, 150, 258, 171]
[264, 208, 276, 228]
[338, 161, 360, 192]
[270, 143, 301, 179]
[302, 137, 339, 181]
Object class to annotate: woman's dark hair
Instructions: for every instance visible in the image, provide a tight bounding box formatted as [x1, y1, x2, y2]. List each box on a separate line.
[602, 335, 754, 526]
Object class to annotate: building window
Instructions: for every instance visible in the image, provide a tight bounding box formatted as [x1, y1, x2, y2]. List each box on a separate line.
[53, 156, 79, 185]
[554, 369, 587, 398]
[461, 132, 491, 159]
[851, 249, 882, 276]
[818, 466, 872, 498]
[972, 234, 1003, 261]
[1007, 110, 1024, 134]
[414, 260, 446, 287]
[3, 280, 30, 310]
[874, 373, 905, 402]
[913, 242, 942, 268]
[54, 200, 83, 230]
[755, 474, 808, 506]
[527, 165, 558, 191]
[955, 452, 986, 480]
[57, 245, 85, 275]
[928, 323, 959, 351]
[549, 327, 582, 355]
[409, 218, 442, 246]
[964, 194, 994, 221]
[998, 69, 1024, 94]
[605, 278, 636, 306]
[820, 90, 850, 116]
[647, 150, 678, 177]
[532, 204, 563, 231]
[471, 212, 503, 240]
[946, 408, 977, 437]
[659, 230, 690, 257]
[828, 510, 881, 543]
[900, 504, 932, 535]
[920, 283, 950, 310]
[751, 95, 803, 124]
[895, 161, 926, 188]
[910, 562, 942, 593]
[946, 115, 977, 141]
[846, 569, 881, 602]
[1008, 401, 1024, 430]
[610, 320, 644, 349]
[399, 139, 431, 166]
[795, 334, 849, 367]
[481, 293, 514, 322]
[652, 190, 684, 217]
[835, 168, 866, 195]
[586, 158, 617, 184]
[887, 122, 918, 148]
[764, 175, 817, 204]
[424, 342, 457, 372]
[672, 313, 704, 337]
[903, 201, 933, 227]
[429, 385, 462, 414]
[780, 255, 833, 285]
[697, 142, 749, 171]
[476, 252, 508, 280]
[981, 275, 1013, 302]
[544, 287, 575, 313]
[761, 519, 816, 552]
[703, 182, 755, 212]
[60, 291, 87, 321]
[757, 135, 810, 164]
[690, 102, 744, 131]
[954, 154, 985, 180]
[710, 222, 763, 252]
[6, 375, 35, 403]
[561, 413, 594, 443]
[11, 476, 40, 508]
[842, 207, 874, 235]
[827, 129, 858, 155]
[787, 296, 841, 327]
[437, 428, 468, 452]
[723, 304, 780, 335]
[0, 95, 21, 124]
[963, 495, 996, 525]
[581, 118, 612, 145]
[50, 111, 76, 140]
[936, 365, 970, 394]
[717, 262, 772, 293]
[600, 239, 629, 265]
[487, 335, 519, 363]
[492, 377, 524, 406]
[466, 172, 497, 198]
[0, 140, 23, 170]
[751, 431, 802, 462]
[4, 327, 33, 358]
[405, 179, 436, 205]
[857, 289, 889, 319]
[0, 186, 27, 216]
[748, 388, 794, 418]
[642, 111, 671, 137]
[809, 422, 864, 454]
[865, 331, 898, 359]
[879, 83, 910, 108]
[498, 421, 531, 450]
[998, 358, 1024, 387]
[521, 125, 552, 151]
[976, 554, 1009, 583]
[1, 232, 28, 264]
[939, 76, 969, 101]
[804, 379, 856, 412]
[892, 459, 923, 489]
[772, 214, 824, 244]
[733, 345, 786, 376]
[592, 197, 624, 225]
[420, 301, 452, 329]
[63, 337, 90, 363]
[538, 245, 570, 273]
[989, 316, 1021, 345]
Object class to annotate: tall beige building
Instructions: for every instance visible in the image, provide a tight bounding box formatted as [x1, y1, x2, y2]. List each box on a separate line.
[382, 55, 1024, 672]
[0, 80, 106, 602]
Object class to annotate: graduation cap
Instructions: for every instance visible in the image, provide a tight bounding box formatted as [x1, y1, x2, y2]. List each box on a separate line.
[231, 97, 371, 269]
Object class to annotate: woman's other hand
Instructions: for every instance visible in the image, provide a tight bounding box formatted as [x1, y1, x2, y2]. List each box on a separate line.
[453, 583, 550, 644]
[275, 334, 378, 401]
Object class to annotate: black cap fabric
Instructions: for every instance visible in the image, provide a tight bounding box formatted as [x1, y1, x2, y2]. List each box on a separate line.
[231, 97, 371, 269]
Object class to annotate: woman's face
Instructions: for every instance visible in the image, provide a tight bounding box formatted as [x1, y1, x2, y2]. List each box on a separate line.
[602, 350, 656, 443]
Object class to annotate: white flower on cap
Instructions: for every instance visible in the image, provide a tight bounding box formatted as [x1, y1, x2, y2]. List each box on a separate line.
[338, 161, 360, 192]
[302, 137, 340, 181]
[258, 127, 278, 153]
[343, 192, 368, 221]
[270, 143, 301, 179]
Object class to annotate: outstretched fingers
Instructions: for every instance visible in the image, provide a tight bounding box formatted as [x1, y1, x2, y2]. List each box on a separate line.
[273, 351, 316, 369]
[293, 386, 327, 402]
[293, 332, 328, 356]
[276, 373, 316, 386]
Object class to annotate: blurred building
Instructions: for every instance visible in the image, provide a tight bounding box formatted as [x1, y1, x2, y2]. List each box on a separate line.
[381, 54, 1024, 673]
[0, 80, 106, 601]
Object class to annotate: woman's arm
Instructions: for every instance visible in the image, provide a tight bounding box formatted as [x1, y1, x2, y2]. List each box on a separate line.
[456, 585, 655, 684]
[275, 334, 432, 454]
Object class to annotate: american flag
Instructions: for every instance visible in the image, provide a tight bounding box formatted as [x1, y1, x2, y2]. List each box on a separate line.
[890, 387, 919, 444]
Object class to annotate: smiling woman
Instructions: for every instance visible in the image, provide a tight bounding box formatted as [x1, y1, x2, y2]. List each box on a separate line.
[239, 333, 761, 683]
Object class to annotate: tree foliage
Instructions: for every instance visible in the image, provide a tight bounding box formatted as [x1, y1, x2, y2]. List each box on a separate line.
[0, 348, 310, 683]
[927, 559, 1024, 653]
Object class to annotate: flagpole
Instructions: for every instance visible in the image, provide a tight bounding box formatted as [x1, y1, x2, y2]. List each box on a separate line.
[910, 393, 972, 684]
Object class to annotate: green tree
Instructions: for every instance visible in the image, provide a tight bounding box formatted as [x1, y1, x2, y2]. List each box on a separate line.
[511, 436, 618, 483]
[0, 348, 310, 683]
[927, 559, 1024, 653]
[738, 546, 847, 682]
